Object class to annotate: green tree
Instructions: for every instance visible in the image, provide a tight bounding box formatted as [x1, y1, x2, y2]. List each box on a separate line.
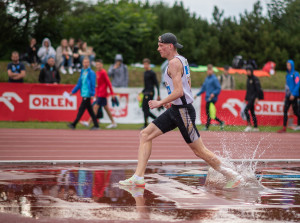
[63, 0, 156, 63]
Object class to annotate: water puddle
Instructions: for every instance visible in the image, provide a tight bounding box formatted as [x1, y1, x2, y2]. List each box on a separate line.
[0, 163, 299, 222]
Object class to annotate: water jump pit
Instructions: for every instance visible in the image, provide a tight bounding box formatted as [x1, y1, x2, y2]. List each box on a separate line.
[0, 161, 299, 223]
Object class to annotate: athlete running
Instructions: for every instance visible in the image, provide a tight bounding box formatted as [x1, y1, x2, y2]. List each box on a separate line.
[119, 33, 244, 188]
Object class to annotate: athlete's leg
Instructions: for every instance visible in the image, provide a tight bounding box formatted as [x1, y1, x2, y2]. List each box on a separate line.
[188, 137, 221, 170]
[134, 123, 163, 177]
[88, 104, 100, 125]
[249, 104, 257, 128]
[205, 102, 211, 129]
[104, 105, 116, 124]
[72, 98, 88, 126]
[188, 137, 241, 180]
[244, 102, 252, 126]
[283, 98, 291, 127]
[86, 98, 99, 127]
[291, 98, 300, 125]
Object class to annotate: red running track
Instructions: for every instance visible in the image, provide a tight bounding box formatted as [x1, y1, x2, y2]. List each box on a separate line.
[0, 128, 299, 161]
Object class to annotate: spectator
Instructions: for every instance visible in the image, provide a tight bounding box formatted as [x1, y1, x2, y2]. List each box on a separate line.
[56, 39, 73, 75]
[7, 51, 26, 83]
[37, 38, 56, 68]
[38, 56, 60, 84]
[81, 59, 117, 129]
[79, 42, 95, 67]
[277, 60, 300, 132]
[27, 38, 39, 70]
[69, 38, 81, 72]
[67, 57, 99, 130]
[218, 65, 235, 90]
[194, 64, 224, 130]
[141, 58, 160, 129]
[108, 54, 128, 87]
[244, 65, 262, 132]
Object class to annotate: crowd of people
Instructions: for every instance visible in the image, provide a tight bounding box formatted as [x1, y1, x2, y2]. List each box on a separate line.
[5, 36, 300, 132]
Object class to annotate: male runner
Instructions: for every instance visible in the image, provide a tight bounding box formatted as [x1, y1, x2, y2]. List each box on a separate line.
[119, 33, 243, 188]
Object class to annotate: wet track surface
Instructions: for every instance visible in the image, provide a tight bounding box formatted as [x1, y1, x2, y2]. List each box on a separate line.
[0, 163, 299, 222]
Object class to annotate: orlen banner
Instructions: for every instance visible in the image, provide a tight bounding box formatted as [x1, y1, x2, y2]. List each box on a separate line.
[0, 83, 290, 126]
[199, 90, 287, 126]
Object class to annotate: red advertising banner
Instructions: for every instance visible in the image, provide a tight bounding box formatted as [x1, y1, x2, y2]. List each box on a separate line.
[0, 83, 79, 122]
[200, 90, 289, 126]
[0, 83, 294, 126]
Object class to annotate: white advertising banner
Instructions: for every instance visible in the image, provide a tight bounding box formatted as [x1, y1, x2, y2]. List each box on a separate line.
[101, 87, 202, 124]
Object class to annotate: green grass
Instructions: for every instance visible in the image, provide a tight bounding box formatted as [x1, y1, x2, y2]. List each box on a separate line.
[0, 61, 286, 90]
[1, 121, 298, 133]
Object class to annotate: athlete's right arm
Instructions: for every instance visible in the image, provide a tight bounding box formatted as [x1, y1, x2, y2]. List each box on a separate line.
[149, 58, 183, 109]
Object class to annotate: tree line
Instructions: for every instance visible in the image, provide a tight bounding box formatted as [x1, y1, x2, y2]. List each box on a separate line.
[1, 0, 300, 69]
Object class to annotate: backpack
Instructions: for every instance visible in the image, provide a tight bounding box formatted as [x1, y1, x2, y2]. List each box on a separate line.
[292, 72, 300, 96]
[254, 76, 264, 100]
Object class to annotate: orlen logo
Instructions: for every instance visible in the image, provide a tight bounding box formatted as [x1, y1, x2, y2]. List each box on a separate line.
[0, 92, 23, 111]
[222, 98, 284, 117]
[29, 94, 77, 110]
[254, 101, 283, 115]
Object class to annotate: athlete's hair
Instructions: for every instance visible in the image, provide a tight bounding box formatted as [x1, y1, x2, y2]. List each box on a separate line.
[207, 64, 213, 70]
[143, 58, 151, 64]
[96, 59, 103, 64]
[83, 56, 90, 62]
[11, 51, 19, 56]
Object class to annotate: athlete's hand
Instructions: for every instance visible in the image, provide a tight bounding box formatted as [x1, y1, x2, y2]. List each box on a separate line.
[149, 100, 161, 109]
[163, 103, 171, 109]
[194, 95, 197, 100]
[290, 95, 295, 101]
[255, 98, 259, 104]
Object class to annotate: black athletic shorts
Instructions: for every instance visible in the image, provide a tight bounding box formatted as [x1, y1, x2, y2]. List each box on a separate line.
[95, 97, 107, 107]
[153, 104, 200, 144]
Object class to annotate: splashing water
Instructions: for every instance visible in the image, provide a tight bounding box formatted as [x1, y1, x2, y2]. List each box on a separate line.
[204, 133, 276, 201]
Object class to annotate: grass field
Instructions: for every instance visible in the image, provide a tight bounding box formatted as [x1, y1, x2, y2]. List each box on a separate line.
[0, 121, 298, 133]
[0, 61, 286, 90]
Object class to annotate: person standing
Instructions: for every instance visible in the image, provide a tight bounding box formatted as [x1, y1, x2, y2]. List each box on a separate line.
[277, 60, 300, 132]
[244, 65, 262, 132]
[81, 59, 118, 129]
[218, 65, 235, 90]
[194, 64, 224, 130]
[119, 33, 244, 188]
[7, 51, 26, 83]
[38, 56, 60, 84]
[141, 58, 160, 129]
[67, 57, 99, 130]
[108, 54, 129, 87]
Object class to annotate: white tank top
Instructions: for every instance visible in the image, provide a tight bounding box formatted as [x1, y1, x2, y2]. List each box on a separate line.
[164, 55, 194, 105]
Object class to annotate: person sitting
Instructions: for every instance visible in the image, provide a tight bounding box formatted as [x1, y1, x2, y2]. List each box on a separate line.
[7, 51, 26, 83]
[27, 38, 39, 70]
[38, 56, 60, 84]
[55, 39, 73, 75]
[79, 42, 95, 67]
[69, 38, 81, 72]
[37, 38, 56, 68]
[108, 54, 128, 87]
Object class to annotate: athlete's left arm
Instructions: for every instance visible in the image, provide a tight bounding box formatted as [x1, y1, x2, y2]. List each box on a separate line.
[149, 58, 183, 109]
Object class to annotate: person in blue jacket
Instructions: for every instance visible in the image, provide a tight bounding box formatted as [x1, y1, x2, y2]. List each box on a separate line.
[68, 57, 99, 130]
[278, 60, 300, 132]
[194, 64, 224, 130]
